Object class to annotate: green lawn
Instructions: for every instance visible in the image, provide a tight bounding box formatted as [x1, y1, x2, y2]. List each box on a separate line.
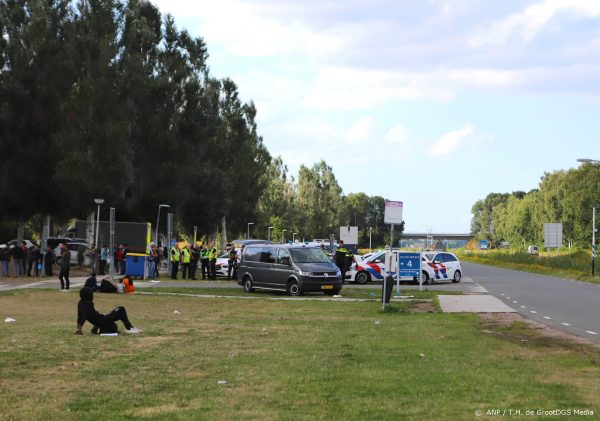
[1, 290, 599, 420]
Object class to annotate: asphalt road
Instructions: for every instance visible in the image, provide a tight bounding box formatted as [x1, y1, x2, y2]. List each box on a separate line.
[463, 262, 600, 343]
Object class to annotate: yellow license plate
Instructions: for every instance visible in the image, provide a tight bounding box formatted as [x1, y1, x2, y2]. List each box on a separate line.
[321, 285, 334, 290]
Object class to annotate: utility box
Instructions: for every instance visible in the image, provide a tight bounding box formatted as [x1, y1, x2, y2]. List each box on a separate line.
[126, 253, 146, 278]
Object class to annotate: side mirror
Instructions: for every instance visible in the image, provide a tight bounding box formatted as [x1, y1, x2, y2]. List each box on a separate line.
[280, 256, 291, 266]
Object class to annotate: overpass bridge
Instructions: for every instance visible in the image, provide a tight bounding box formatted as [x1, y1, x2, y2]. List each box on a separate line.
[401, 233, 474, 241]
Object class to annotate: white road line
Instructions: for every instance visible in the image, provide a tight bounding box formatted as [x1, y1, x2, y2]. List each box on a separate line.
[586, 331, 598, 335]
[543, 316, 552, 320]
[530, 310, 537, 314]
[512, 300, 518, 304]
[500, 293, 505, 296]
[561, 323, 571, 326]
[520, 305, 526, 309]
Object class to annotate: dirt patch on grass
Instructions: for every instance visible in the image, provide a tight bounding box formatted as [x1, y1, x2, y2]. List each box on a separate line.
[410, 302, 436, 313]
[480, 313, 600, 356]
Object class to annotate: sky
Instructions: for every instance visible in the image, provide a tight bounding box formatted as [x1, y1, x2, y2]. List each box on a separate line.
[153, 0, 600, 233]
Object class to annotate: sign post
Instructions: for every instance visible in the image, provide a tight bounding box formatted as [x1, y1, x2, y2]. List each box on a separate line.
[383, 200, 403, 310]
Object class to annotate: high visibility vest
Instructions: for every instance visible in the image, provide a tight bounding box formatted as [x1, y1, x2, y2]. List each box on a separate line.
[201, 249, 208, 259]
[337, 247, 348, 255]
[182, 248, 191, 263]
[171, 247, 180, 262]
[208, 249, 217, 260]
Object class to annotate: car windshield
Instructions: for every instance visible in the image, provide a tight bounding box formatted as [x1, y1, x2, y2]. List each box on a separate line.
[424, 253, 435, 261]
[289, 248, 331, 263]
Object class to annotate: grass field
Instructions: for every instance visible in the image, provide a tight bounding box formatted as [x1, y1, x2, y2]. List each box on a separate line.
[1, 289, 599, 420]
[457, 249, 600, 286]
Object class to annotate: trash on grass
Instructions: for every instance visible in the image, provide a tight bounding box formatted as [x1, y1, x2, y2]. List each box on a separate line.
[4, 318, 16, 323]
[333, 295, 342, 298]
[217, 380, 227, 385]
[419, 353, 425, 358]
[374, 321, 381, 325]
[173, 310, 181, 315]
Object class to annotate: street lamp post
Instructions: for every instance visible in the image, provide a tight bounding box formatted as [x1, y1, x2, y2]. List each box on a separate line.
[281, 229, 287, 243]
[268, 226, 274, 242]
[369, 227, 372, 251]
[292, 232, 298, 242]
[247, 222, 254, 240]
[155, 204, 170, 247]
[577, 158, 599, 275]
[94, 198, 105, 249]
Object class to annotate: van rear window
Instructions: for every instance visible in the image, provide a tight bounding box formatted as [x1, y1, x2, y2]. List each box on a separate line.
[244, 247, 262, 262]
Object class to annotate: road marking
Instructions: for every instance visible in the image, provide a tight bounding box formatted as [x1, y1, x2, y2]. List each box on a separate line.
[520, 305, 526, 309]
[500, 293, 505, 296]
[586, 331, 598, 335]
[561, 323, 571, 326]
[543, 316, 552, 320]
[512, 300, 518, 304]
[506, 296, 511, 299]
[530, 310, 537, 314]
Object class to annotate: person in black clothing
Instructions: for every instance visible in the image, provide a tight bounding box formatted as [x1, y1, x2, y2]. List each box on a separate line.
[84, 273, 99, 291]
[58, 243, 71, 290]
[75, 287, 141, 335]
[44, 246, 55, 276]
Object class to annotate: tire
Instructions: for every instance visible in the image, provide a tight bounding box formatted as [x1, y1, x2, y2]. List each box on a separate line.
[452, 270, 462, 283]
[355, 271, 370, 284]
[324, 290, 336, 296]
[287, 280, 302, 296]
[422, 271, 432, 285]
[243, 276, 255, 293]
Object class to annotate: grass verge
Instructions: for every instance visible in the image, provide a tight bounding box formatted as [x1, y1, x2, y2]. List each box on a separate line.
[1, 290, 599, 420]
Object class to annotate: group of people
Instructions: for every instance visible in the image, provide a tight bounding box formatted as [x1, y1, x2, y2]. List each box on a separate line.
[168, 243, 228, 281]
[0, 242, 56, 278]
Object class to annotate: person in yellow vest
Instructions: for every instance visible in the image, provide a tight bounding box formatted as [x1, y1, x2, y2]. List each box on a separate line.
[208, 246, 218, 280]
[181, 244, 191, 280]
[170, 243, 180, 280]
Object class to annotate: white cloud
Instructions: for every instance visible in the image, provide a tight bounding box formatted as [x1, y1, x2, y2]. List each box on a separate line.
[469, 0, 600, 47]
[428, 125, 474, 157]
[346, 117, 374, 143]
[384, 125, 411, 145]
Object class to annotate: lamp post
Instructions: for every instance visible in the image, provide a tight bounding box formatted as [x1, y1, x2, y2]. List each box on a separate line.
[281, 229, 287, 243]
[94, 198, 105, 249]
[369, 227, 372, 251]
[268, 226, 274, 242]
[292, 232, 298, 243]
[155, 204, 170, 247]
[577, 158, 599, 275]
[247, 222, 254, 240]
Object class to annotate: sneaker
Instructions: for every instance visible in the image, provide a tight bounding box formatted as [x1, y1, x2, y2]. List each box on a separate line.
[124, 327, 142, 334]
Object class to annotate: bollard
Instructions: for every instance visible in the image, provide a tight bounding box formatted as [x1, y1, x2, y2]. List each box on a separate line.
[382, 275, 394, 304]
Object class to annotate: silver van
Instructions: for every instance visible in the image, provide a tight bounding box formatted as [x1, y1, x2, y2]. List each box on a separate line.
[238, 244, 342, 296]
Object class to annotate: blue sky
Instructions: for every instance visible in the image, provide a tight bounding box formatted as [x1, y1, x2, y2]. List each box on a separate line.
[153, 0, 600, 233]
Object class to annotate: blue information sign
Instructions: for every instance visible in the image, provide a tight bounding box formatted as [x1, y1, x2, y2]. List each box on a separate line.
[398, 252, 420, 277]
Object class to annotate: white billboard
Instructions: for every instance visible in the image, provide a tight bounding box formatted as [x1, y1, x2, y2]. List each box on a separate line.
[544, 223, 563, 248]
[339, 226, 359, 244]
[384, 200, 403, 224]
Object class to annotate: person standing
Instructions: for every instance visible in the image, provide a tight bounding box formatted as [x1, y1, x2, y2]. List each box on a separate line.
[99, 244, 109, 275]
[170, 243, 180, 280]
[227, 248, 238, 281]
[0, 246, 10, 276]
[146, 242, 157, 280]
[11, 243, 24, 276]
[30, 246, 41, 276]
[59, 243, 71, 290]
[189, 244, 200, 280]
[87, 245, 98, 274]
[208, 246, 218, 280]
[44, 246, 55, 276]
[120, 244, 128, 275]
[200, 245, 209, 280]
[181, 244, 191, 280]
[334, 240, 349, 283]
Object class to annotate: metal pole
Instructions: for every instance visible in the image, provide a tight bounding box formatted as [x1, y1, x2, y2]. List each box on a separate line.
[281, 229, 287, 243]
[167, 213, 173, 274]
[95, 204, 101, 249]
[593, 206, 596, 276]
[268, 227, 273, 242]
[109, 207, 115, 280]
[155, 206, 161, 246]
[369, 227, 372, 251]
[40, 216, 50, 278]
[193, 226, 197, 244]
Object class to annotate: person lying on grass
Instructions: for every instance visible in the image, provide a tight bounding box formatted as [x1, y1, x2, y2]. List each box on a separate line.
[75, 287, 141, 335]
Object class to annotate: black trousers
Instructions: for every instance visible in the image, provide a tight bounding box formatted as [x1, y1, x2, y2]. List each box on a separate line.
[105, 306, 133, 330]
[99, 260, 107, 275]
[209, 260, 216, 279]
[201, 259, 209, 279]
[171, 261, 179, 279]
[189, 261, 198, 280]
[59, 268, 70, 289]
[181, 263, 189, 280]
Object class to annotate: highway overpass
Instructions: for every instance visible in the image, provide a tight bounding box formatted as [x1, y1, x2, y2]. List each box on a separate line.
[401, 233, 474, 241]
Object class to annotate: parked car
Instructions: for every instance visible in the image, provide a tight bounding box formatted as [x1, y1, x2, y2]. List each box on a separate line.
[527, 245, 539, 255]
[345, 251, 386, 284]
[238, 243, 342, 296]
[421, 251, 462, 284]
[4, 239, 36, 249]
[54, 242, 90, 266]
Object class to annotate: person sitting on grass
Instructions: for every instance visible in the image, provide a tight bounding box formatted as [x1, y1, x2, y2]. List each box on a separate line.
[84, 272, 99, 292]
[75, 287, 141, 335]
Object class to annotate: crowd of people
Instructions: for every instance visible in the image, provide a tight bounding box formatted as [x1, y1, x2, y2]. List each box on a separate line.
[0, 242, 56, 277]
[164, 242, 238, 281]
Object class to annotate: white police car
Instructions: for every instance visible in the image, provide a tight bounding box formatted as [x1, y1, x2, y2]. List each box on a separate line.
[345, 251, 386, 284]
[421, 251, 462, 284]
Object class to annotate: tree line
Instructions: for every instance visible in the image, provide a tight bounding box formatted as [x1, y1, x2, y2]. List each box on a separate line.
[1, 0, 400, 247]
[471, 163, 600, 248]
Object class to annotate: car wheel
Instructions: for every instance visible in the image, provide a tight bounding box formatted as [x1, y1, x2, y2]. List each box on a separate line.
[287, 280, 302, 296]
[452, 270, 462, 283]
[422, 271, 432, 285]
[324, 290, 336, 296]
[355, 271, 370, 284]
[243, 276, 254, 293]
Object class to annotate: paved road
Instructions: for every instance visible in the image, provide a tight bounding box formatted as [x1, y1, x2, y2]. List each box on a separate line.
[463, 262, 600, 343]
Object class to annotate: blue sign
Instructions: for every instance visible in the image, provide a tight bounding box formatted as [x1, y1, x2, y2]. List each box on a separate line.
[398, 252, 421, 277]
[479, 240, 489, 250]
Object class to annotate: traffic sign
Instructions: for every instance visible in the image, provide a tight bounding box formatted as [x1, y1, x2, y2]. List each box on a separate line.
[384, 200, 403, 224]
[398, 252, 420, 277]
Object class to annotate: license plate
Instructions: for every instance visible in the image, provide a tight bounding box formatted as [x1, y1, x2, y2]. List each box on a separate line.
[321, 285, 333, 290]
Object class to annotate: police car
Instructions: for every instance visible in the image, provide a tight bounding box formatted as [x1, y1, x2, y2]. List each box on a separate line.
[421, 251, 462, 284]
[346, 250, 462, 285]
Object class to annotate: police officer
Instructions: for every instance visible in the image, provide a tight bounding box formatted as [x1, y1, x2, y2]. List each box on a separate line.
[170, 243, 180, 280]
[200, 245, 209, 280]
[208, 246, 217, 280]
[181, 244, 191, 280]
[189, 244, 200, 280]
[334, 240, 351, 283]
